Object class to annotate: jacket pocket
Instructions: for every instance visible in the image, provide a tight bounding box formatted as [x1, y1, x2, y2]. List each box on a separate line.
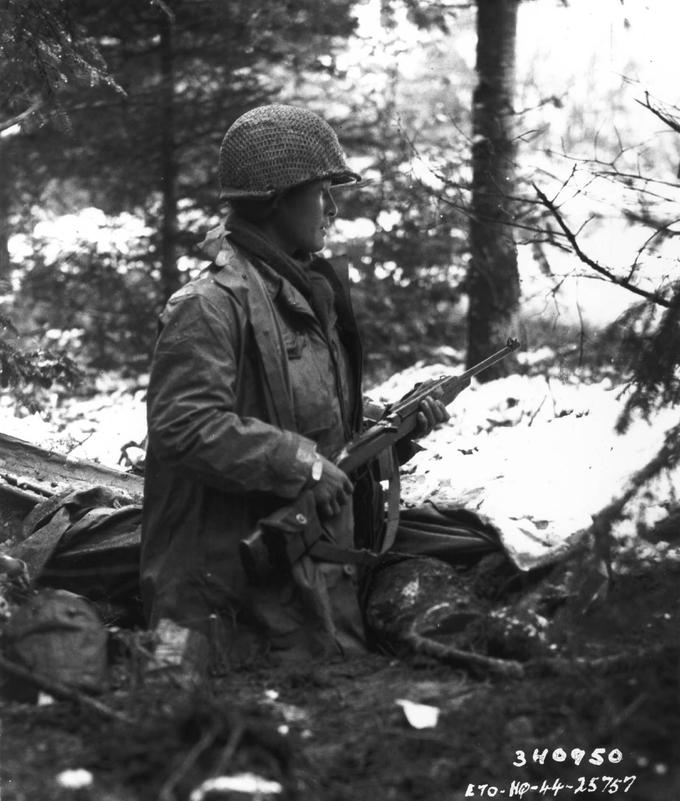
[283, 330, 305, 360]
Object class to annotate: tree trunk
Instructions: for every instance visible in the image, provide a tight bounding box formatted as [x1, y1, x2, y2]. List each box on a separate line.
[0, 158, 11, 292]
[159, 14, 180, 301]
[466, 0, 520, 377]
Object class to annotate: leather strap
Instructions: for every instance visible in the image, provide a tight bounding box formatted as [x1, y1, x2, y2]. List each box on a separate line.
[370, 446, 401, 553]
[381, 466, 401, 553]
[307, 540, 379, 568]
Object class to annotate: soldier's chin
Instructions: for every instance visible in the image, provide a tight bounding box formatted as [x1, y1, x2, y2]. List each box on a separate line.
[311, 233, 326, 253]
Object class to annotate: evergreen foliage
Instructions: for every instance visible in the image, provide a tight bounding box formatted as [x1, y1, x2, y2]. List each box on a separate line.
[14, 218, 161, 372]
[0, 314, 80, 411]
[2, 0, 678, 416]
[0, 0, 121, 132]
[3, 0, 477, 382]
[616, 285, 680, 432]
[4, 0, 358, 235]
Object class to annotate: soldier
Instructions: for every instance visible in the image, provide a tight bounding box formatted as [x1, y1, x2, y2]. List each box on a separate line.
[140, 105, 447, 670]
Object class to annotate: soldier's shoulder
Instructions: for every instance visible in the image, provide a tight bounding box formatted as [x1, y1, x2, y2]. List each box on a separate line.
[166, 252, 251, 308]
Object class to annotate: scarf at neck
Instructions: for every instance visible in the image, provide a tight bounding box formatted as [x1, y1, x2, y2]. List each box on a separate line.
[203, 214, 336, 330]
[226, 214, 314, 300]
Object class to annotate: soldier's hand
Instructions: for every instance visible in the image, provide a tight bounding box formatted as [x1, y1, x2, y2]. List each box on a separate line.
[412, 391, 450, 438]
[312, 456, 353, 519]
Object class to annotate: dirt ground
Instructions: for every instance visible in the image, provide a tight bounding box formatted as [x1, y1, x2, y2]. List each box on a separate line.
[1, 547, 679, 801]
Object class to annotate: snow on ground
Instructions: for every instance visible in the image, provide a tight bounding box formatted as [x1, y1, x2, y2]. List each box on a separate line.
[0, 376, 147, 469]
[1, 365, 678, 571]
[369, 366, 680, 570]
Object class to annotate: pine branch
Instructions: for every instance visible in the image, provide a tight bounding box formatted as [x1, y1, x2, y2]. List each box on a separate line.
[587, 420, 680, 575]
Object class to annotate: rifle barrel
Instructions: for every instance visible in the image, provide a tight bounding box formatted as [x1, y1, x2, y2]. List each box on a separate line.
[399, 337, 520, 411]
[336, 338, 520, 473]
[455, 337, 520, 384]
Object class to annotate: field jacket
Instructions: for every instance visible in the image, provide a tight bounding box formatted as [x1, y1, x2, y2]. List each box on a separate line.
[140, 241, 368, 664]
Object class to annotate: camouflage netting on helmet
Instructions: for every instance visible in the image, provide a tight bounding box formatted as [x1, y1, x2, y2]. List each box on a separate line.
[218, 104, 360, 199]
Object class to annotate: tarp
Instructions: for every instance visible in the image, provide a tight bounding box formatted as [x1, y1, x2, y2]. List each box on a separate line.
[11, 487, 143, 624]
[10, 486, 511, 626]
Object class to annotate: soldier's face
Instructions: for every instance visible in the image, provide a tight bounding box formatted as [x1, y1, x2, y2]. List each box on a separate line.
[269, 179, 337, 255]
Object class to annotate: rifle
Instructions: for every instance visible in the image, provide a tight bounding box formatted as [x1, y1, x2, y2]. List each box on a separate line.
[240, 338, 520, 582]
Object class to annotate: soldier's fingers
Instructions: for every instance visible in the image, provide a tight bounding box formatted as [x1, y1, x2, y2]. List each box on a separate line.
[413, 410, 427, 435]
[434, 400, 450, 422]
[420, 398, 437, 428]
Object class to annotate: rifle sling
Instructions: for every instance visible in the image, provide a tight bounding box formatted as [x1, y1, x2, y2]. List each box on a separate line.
[279, 525, 379, 568]
[381, 462, 401, 553]
[306, 540, 379, 568]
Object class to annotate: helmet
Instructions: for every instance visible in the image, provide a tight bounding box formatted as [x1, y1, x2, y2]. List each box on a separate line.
[218, 104, 361, 199]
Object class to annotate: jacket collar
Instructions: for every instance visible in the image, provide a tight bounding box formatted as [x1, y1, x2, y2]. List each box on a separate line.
[210, 241, 317, 322]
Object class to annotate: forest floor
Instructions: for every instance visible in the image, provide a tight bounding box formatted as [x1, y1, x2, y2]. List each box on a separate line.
[1, 362, 679, 801]
[1, 556, 679, 801]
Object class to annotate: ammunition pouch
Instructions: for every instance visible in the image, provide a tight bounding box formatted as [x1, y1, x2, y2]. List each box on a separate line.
[239, 490, 378, 584]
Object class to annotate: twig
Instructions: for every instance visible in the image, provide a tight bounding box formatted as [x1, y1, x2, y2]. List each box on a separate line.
[0, 653, 132, 724]
[0, 100, 44, 134]
[149, 0, 176, 21]
[528, 643, 677, 678]
[527, 394, 547, 428]
[592, 169, 680, 193]
[210, 719, 245, 777]
[575, 298, 586, 367]
[404, 630, 525, 679]
[533, 183, 671, 308]
[627, 217, 680, 282]
[158, 722, 221, 801]
[636, 92, 680, 135]
[608, 692, 649, 732]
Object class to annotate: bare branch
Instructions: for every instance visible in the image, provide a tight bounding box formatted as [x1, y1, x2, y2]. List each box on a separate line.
[0, 100, 43, 134]
[593, 169, 680, 192]
[149, 0, 176, 21]
[533, 183, 671, 308]
[628, 217, 680, 281]
[0, 653, 132, 723]
[637, 91, 680, 135]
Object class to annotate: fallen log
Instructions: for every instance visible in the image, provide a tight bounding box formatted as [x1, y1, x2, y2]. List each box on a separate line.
[0, 432, 143, 507]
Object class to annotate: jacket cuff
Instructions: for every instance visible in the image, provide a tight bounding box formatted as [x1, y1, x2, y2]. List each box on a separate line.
[268, 433, 318, 498]
[362, 398, 386, 426]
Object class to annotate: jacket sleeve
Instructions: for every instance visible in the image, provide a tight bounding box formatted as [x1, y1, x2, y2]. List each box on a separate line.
[146, 290, 316, 498]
